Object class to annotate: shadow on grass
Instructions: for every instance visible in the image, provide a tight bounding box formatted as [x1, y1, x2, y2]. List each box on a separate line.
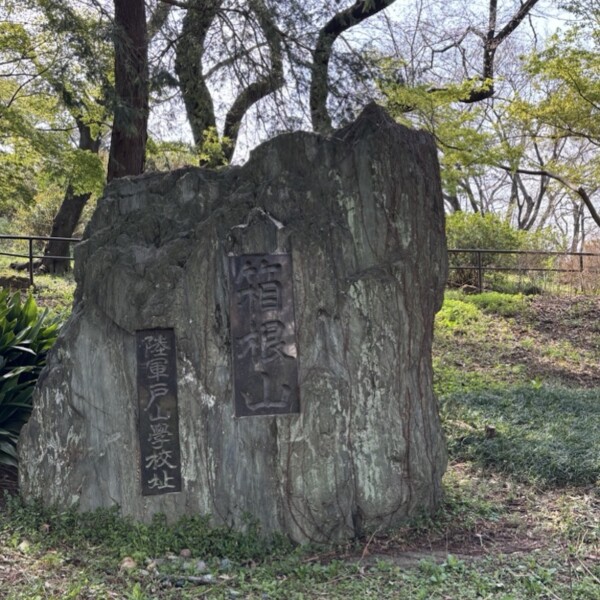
[441, 386, 600, 488]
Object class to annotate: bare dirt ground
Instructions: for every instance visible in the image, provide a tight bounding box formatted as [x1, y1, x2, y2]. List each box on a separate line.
[0, 275, 30, 291]
[436, 293, 600, 391]
[516, 295, 600, 387]
[363, 462, 599, 566]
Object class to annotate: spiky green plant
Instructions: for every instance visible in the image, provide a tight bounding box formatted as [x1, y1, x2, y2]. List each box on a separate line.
[0, 289, 60, 467]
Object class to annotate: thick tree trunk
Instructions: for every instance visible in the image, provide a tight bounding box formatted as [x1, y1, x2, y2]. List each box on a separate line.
[41, 188, 90, 274]
[42, 123, 100, 274]
[310, 0, 396, 133]
[107, 0, 148, 181]
[174, 0, 282, 162]
[175, 0, 220, 149]
[221, 0, 284, 161]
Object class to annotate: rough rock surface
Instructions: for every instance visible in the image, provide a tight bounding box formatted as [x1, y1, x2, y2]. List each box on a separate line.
[19, 105, 448, 542]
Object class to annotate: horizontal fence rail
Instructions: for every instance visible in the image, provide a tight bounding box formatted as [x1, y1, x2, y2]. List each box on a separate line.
[0, 234, 82, 287]
[1, 235, 599, 293]
[448, 248, 600, 292]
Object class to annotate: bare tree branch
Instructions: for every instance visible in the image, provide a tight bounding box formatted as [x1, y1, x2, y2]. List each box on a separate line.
[204, 43, 265, 79]
[461, 0, 540, 103]
[310, 0, 397, 133]
[158, 0, 190, 9]
[222, 0, 284, 160]
[499, 164, 600, 229]
[495, 0, 541, 46]
[174, 0, 221, 148]
[148, 2, 172, 40]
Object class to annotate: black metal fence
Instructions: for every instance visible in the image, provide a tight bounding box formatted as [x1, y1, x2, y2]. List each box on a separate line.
[0, 234, 81, 287]
[448, 248, 600, 293]
[1, 234, 600, 293]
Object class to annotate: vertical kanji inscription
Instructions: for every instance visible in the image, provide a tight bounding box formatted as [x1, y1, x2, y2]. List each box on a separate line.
[136, 329, 182, 495]
[229, 254, 300, 417]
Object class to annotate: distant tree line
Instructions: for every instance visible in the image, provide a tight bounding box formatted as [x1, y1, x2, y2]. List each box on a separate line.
[0, 0, 598, 270]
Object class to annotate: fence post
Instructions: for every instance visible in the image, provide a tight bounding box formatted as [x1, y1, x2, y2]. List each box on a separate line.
[28, 238, 34, 288]
[477, 250, 483, 292]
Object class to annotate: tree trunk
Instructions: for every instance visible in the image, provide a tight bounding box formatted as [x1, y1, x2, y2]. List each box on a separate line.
[42, 123, 100, 273]
[310, 0, 396, 133]
[174, 0, 220, 149]
[443, 193, 461, 213]
[41, 188, 90, 274]
[107, 0, 148, 181]
[570, 201, 585, 253]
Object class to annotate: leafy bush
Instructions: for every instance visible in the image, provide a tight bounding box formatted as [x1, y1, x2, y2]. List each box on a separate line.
[446, 212, 561, 288]
[0, 289, 60, 467]
[446, 290, 529, 317]
[435, 297, 482, 333]
[446, 211, 523, 252]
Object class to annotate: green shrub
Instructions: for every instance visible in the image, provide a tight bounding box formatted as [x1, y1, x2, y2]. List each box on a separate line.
[446, 212, 561, 288]
[452, 290, 529, 317]
[435, 297, 482, 332]
[446, 211, 522, 251]
[0, 289, 61, 467]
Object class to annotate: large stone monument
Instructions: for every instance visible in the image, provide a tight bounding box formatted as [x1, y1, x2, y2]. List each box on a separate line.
[19, 105, 448, 543]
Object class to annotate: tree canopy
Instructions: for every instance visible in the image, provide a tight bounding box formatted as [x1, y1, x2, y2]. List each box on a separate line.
[381, 0, 600, 243]
[0, 0, 598, 252]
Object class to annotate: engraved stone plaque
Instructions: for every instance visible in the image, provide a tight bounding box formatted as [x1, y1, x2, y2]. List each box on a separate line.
[136, 329, 182, 495]
[229, 253, 300, 417]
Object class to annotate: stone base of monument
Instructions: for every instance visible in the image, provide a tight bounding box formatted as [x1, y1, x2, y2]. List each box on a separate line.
[19, 105, 448, 543]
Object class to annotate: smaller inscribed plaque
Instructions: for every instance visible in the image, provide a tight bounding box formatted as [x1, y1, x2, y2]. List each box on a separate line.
[229, 253, 300, 417]
[136, 329, 182, 495]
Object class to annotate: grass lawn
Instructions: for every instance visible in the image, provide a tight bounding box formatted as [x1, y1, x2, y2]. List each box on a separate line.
[0, 284, 598, 599]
